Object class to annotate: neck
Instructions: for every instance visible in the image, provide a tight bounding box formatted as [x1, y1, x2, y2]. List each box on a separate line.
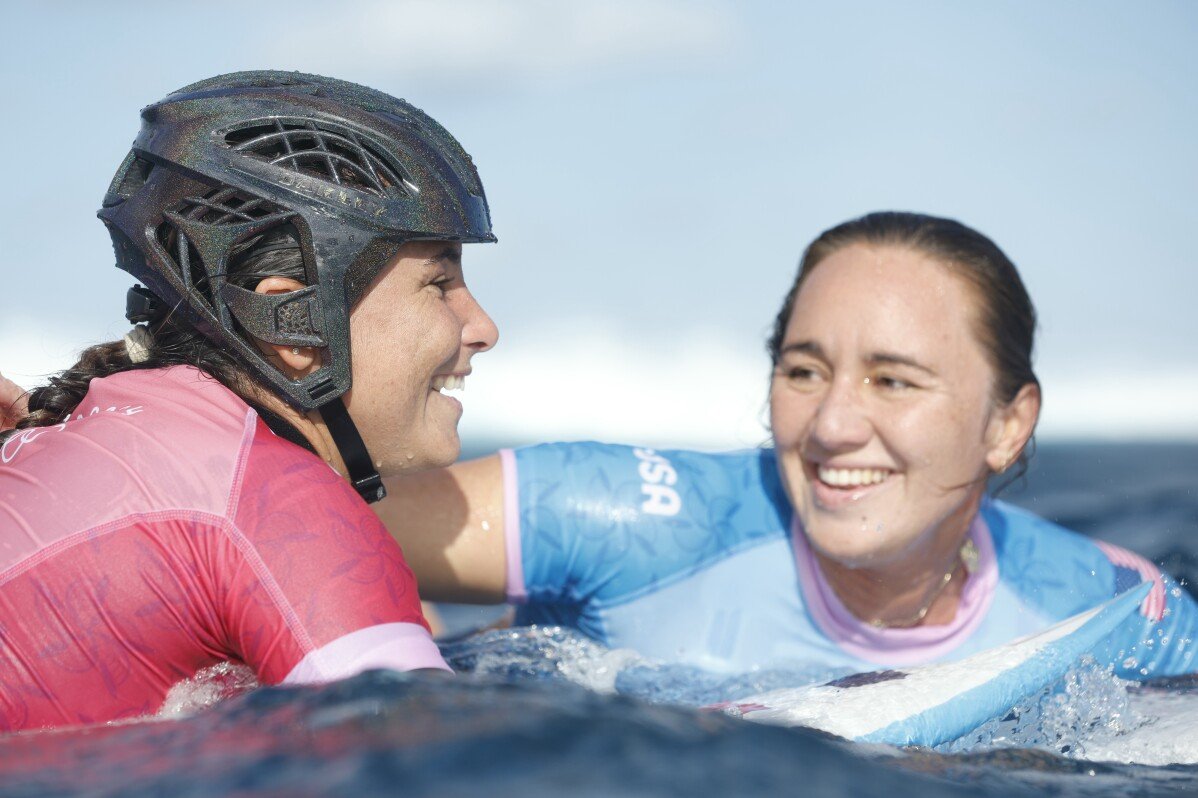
[815, 502, 979, 629]
[248, 385, 349, 478]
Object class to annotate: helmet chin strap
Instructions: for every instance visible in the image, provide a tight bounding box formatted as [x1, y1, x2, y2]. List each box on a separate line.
[318, 398, 386, 504]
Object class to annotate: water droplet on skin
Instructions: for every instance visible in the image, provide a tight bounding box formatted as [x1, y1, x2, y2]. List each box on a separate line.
[406, 453, 415, 460]
[481, 520, 491, 532]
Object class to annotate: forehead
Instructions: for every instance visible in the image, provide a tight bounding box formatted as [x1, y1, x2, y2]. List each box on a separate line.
[786, 243, 985, 363]
[397, 239, 462, 261]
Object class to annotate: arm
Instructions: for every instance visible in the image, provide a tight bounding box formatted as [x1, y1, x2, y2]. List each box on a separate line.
[229, 418, 451, 683]
[376, 454, 508, 604]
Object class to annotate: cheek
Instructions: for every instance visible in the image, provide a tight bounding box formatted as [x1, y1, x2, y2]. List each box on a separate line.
[896, 396, 990, 478]
[769, 382, 817, 458]
[768, 383, 798, 444]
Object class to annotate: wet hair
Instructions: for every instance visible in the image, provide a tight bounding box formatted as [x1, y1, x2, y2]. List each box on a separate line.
[767, 211, 1040, 479]
[1, 227, 307, 444]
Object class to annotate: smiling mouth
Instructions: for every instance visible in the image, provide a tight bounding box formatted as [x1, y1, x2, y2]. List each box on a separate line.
[431, 374, 466, 393]
[816, 466, 892, 488]
[805, 462, 895, 509]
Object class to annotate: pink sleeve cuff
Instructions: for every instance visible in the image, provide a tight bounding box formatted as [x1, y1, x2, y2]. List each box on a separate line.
[281, 622, 451, 684]
[499, 448, 527, 604]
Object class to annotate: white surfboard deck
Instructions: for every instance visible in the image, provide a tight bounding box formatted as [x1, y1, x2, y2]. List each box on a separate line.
[726, 581, 1151, 747]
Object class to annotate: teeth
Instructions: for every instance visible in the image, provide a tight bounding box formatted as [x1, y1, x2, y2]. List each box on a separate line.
[817, 466, 890, 487]
[431, 375, 466, 392]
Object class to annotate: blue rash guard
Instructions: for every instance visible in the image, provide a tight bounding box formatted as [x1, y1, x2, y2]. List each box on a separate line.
[499, 442, 1198, 679]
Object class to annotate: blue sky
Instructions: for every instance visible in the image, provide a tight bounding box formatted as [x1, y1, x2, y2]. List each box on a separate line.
[2, 1, 1195, 447]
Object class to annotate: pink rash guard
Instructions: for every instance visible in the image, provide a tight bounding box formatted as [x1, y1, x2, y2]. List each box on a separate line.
[0, 366, 447, 732]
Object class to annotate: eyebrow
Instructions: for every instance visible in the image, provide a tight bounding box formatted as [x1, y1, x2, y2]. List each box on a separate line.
[778, 341, 937, 375]
[865, 352, 937, 376]
[779, 341, 825, 359]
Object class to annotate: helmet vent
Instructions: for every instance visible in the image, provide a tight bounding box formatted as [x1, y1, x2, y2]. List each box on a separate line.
[225, 119, 411, 198]
[102, 153, 155, 208]
[156, 188, 289, 310]
[167, 187, 281, 226]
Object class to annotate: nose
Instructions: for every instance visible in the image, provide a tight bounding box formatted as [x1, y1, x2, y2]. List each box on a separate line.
[458, 288, 499, 355]
[810, 375, 872, 452]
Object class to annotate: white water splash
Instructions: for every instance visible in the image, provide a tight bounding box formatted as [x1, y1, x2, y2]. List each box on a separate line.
[157, 662, 260, 719]
[939, 660, 1198, 766]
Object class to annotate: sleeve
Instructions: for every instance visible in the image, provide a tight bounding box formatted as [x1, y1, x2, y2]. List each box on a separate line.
[1091, 541, 1198, 678]
[986, 502, 1198, 678]
[502, 442, 788, 615]
[220, 420, 449, 684]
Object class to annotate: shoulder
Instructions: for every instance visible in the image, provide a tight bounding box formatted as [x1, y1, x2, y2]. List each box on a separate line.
[233, 416, 374, 530]
[101, 365, 250, 424]
[513, 441, 781, 497]
[511, 441, 786, 528]
[983, 499, 1166, 620]
[511, 442, 791, 605]
[1, 366, 258, 522]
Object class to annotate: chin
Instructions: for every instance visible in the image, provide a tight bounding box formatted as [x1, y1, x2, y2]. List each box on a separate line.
[423, 432, 462, 469]
[803, 523, 912, 569]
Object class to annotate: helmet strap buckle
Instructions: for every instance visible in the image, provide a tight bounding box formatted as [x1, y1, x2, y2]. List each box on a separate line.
[316, 395, 386, 504]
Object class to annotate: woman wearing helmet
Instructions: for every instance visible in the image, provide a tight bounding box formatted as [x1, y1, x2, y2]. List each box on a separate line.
[0, 71, 497, 732]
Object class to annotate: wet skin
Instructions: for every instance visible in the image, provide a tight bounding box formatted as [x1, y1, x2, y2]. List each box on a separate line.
[769, 243, 1036, 626]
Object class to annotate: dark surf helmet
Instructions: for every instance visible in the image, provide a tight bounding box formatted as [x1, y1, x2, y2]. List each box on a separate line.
[98, 70, 496, 502]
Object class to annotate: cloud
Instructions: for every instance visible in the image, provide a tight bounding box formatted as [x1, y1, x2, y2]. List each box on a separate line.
[1036, 368, 1198, 441]
[5, 321, 1195, 447]
[459, 329, 1198, 448]
[261, 0, 739, 87]
[458, 324, 772, 449]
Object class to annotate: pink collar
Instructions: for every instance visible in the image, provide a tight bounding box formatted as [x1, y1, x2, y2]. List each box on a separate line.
[792, 512, 998, 666]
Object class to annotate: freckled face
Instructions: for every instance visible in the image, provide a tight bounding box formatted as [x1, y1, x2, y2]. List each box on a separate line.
[343, 240, 497, 475]
[769, 244, 1004, 568]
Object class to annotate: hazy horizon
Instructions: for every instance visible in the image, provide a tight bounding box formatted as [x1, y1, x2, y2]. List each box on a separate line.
[3, 2, 1195, 449]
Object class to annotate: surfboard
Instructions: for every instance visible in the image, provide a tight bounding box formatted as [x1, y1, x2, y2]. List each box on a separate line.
[723, 581, 1151, 747]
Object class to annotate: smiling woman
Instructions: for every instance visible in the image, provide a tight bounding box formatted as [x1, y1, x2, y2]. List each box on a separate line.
[379, 211, 1198, 680]
[767, 221, 1039, 629]
[0, 71, 497, 732]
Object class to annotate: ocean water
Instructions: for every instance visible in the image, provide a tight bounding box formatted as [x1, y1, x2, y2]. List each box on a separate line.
[0, 442, 1195, 797]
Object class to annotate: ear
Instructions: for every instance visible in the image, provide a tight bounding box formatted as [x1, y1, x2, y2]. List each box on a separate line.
[254, 276, 323, 375]
[984, 382, 1041, 473]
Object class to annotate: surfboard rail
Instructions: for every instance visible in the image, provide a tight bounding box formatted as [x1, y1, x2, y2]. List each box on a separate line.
[727, 581, 1152, 747]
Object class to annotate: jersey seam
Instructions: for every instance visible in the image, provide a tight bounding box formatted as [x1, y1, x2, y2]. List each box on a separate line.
[0, 509, 225, 589]
[219, 517, 317, 655]
[224, 407, 258, 520]
[0, 509, 316, 658]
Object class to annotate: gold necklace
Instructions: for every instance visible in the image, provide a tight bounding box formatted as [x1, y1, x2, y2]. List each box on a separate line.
[868, 539, 978, 629]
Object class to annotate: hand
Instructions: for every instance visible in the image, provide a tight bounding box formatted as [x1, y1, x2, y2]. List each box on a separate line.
[0, 371, 30, 431]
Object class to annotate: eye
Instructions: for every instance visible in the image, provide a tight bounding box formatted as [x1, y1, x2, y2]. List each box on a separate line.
[871, 374, 915, 391]
[429, 275, 453, 295]
[779, 364, 825, 390]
